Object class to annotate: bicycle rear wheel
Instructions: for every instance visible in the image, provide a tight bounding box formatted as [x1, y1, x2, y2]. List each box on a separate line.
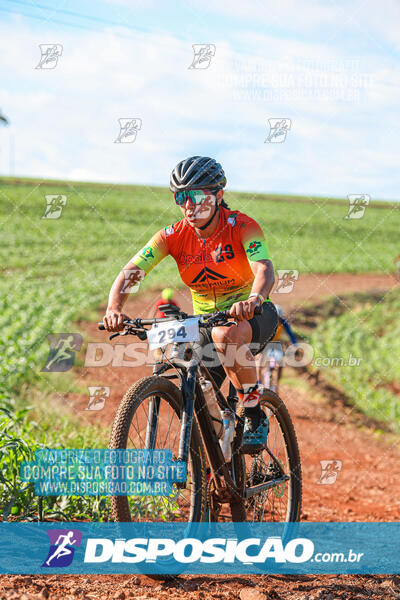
[231, 389, 302, 522]
[109, 375, 207, 523]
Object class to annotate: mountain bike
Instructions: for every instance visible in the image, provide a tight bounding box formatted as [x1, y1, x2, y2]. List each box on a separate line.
[98, 308, 302, 524]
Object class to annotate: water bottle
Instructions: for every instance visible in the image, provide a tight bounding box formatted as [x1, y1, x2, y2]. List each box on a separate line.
[199, 377, 223, 438]
[219, 409, 235, 462]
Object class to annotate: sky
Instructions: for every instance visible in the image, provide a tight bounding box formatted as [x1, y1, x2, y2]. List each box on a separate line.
[0, 0, 400, 199]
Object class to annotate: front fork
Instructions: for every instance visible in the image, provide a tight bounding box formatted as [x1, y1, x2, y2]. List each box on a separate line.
[145, 396, 160, 450]
[148, 359, 242, 508]
[148, 358, 198, 464]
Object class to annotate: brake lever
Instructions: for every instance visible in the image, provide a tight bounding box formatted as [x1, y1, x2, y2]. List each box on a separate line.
[109, 331, 121, 341]
[214, 318, 236, 328]
[215, 304, 262, 327]
[205, 314, 236, 328]
[108, 325, 147, 341]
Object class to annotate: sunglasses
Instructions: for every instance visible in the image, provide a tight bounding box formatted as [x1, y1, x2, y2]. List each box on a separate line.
[174, 189, 217, 206]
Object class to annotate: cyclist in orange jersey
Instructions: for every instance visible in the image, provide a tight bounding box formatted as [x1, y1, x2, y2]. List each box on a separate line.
[103, 156, 278, 453]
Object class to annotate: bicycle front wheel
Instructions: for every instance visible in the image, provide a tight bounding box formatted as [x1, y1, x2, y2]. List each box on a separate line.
[109, 375, 207, 522]
[232, 389, 302, 522]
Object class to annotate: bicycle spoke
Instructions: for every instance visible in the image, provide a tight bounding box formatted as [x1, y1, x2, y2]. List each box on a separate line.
[243, 400, 291, 522]
[123, 392, 195, 521]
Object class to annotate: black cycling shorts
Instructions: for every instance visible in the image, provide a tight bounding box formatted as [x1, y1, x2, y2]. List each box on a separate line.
[191, 301, 279, 388]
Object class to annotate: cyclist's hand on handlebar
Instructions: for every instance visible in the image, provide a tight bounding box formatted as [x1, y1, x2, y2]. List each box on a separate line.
[103, 308, 130, 332]
[228, 297, 261, 322]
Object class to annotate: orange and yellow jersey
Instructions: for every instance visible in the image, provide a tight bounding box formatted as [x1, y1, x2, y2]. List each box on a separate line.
[131, 207, 271, 314]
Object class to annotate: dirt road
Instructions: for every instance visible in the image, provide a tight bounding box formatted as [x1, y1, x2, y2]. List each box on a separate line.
[1, 273, 398, 599]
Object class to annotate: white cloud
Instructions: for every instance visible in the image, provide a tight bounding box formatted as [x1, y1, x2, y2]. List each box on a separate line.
[0, 12, 399, 199]
[187, 0, 339, 31]
[188, 0, 400, 52]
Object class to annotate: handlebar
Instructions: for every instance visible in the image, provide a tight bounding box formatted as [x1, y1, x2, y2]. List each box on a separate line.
[98, 314, 189, 330]
[97, 306, 262, 339]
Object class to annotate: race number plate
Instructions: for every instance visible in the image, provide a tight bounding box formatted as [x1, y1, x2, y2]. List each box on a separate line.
[147, 318, 200, 350]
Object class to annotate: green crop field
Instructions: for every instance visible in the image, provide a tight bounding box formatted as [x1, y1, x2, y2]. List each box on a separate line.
[293, 288, 400, 432]
[308, 287, 400, 431]
[0, 176, 399, 520]
[1, 177, 399, 402]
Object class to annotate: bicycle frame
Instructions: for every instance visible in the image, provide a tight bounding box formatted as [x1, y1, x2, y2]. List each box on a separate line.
[147, 344, 289, 506]
[150, 349, 242, 503]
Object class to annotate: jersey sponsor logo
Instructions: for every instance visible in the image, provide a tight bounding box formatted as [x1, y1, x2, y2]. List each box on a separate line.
[179, 251, 213, 265]
[140, 246, 154, 260]
[193, 279, 236, 291]
[179, 245, 235, 265]
[191, 267, 228, 284]
[164, 225, 175, 237]
[246, 241, 262, 256]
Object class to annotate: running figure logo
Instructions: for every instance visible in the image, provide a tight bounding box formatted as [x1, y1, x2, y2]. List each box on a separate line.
[121, 268, 144, 294]
[114, 118, 142, 143]
[188, 44, 216, 69]
[274, 270, 299, 294]
[345, 194, 370, 219]
[35, 44, 63, 69]
[42, 529, 82, 568]
[265, 119, 291, 143]
[41, 334, 82, 372]
[42, 195, 67, 219]
[317, 460, 342, 485]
